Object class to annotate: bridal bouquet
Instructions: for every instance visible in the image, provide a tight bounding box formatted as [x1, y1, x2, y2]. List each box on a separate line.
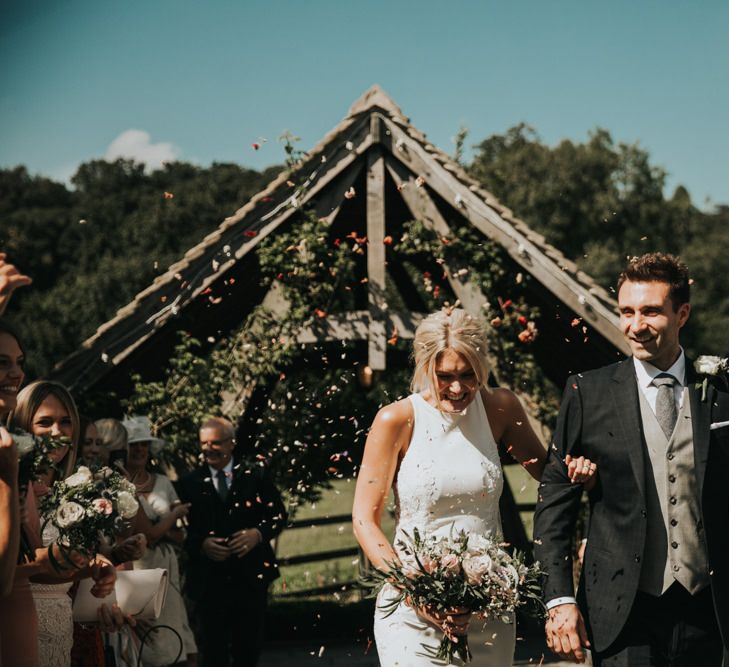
[361, 528, 543, 664]
[40, 466, 140, 572]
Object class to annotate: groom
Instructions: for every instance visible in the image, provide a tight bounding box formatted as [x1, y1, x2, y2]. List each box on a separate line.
[534, 253, 729, 665]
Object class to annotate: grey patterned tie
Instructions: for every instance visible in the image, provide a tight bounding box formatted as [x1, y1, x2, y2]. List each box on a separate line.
[216, 469, 229, 502]
[653, 373, 678, 439]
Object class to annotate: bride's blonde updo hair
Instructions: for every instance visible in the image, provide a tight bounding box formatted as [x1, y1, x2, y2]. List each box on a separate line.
[410, 307, 491, 399]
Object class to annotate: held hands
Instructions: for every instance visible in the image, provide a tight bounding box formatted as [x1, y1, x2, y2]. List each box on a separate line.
[89, 555, 117, 598]
[228, 528, 263, 558]
[546, 603, 591, 664]
[412, 601, 471, 640]
[202, 537, 232, 562]
[565, 455, 597, 491]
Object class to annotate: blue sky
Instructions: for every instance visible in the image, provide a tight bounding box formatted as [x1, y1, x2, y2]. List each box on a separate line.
[1, 0, 727, 207]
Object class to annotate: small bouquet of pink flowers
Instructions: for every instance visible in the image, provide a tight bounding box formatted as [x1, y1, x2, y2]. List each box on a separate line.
[40, 466, 140, 572]
[361, 528, 543, 664]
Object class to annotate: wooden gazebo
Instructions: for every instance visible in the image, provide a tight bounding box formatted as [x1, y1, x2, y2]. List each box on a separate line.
[53, 86, 629, 551]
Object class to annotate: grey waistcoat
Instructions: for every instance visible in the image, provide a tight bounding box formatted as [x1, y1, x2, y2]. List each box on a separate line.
[637, 385, 710, 595]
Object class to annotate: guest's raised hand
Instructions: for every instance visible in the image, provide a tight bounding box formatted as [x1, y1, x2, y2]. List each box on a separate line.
[98, 602, 135, 632]
[89, 555, 117, 598]
[565, 455, 597, 491]
[202, 536, 231, 562]
[228, 528, 262, 558]
[0, 254, 32, 316]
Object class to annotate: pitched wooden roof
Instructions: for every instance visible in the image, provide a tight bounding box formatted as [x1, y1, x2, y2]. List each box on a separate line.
[53, 85, 629, 393]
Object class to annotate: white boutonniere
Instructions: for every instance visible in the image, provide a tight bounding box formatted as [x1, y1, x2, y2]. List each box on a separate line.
[694, 355, 729, 401]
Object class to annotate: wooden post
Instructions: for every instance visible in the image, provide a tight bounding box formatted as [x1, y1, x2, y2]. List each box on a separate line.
[366, 116, 387, 370]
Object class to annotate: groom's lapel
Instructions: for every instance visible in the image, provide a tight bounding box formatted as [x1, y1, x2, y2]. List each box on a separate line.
[686, 359, 712, 496]
[610, 359, 646, 499]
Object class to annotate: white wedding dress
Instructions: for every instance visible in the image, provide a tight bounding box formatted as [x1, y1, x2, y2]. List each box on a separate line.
[374, 392, 516, 666]
[31, 522, 73, 667]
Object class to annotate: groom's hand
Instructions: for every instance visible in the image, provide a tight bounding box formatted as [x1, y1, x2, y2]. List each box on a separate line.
[546, 603, 590, 663]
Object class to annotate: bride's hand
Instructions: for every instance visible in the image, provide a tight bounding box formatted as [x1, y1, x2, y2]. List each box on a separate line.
[565, 455, 597, 491]
[412, 602, 471, 638]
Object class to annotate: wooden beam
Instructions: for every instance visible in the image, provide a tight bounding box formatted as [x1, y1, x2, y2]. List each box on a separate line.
[296, 310, 425, 344]
[379, 114, 630, 355]
[386, 157, 551, 440]
[366, 117, 388, 370]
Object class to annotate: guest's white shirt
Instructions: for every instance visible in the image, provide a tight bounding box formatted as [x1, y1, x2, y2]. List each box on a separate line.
[208, 459, 233, 492]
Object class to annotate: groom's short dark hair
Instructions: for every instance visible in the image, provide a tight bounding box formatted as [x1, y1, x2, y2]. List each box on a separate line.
[618, 253, 690, 310]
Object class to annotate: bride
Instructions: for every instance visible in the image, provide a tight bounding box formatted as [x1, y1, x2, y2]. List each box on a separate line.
[352, 308, 595, 666]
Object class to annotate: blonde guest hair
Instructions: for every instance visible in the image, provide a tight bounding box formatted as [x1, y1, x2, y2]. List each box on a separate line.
[410, 308, 491, 409]
[10, 380, 80, 481]
[94, 418, 129, 465]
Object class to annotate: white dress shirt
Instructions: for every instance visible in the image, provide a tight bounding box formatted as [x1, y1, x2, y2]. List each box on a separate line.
[546, 351, 686, 611]
[209, 459, 233, 493]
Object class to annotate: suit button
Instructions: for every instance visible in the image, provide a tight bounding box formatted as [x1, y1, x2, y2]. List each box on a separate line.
[671, 541, 679, 549]
[673, 564, 680, 572]
[671, 519, 678, 527]
[667, 453, 675, 460]
[670, 496, 677, 505]
[668, 474, 676, 483]
[634, 555, 641, 563]
[641, 509, 647, 518]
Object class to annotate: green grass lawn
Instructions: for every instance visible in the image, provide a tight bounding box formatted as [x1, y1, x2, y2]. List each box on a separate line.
[271, 465, 539, 598]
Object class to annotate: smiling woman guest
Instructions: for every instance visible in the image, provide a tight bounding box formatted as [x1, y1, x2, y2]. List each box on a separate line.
[121, 415, 198, 667]
[0, 319, 31, 665]
[9, 381, 117, 667]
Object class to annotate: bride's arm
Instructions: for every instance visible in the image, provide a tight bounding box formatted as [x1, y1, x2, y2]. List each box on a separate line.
[488, 388, 547, 481]
[352, 399, 413, 571]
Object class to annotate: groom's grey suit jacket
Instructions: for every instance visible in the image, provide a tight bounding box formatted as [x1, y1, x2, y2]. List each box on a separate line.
[533, 357, 729, 652]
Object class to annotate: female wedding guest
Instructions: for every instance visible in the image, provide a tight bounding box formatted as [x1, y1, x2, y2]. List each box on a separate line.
[352, 308, 597, 667]
[78, 416, 103, 468]
[122, 415, 198, 666]
[0, 320, 22, 596]
[95, 417, 128, 467]
[0, 319, 26, 666]
[10, 381, 118, 667]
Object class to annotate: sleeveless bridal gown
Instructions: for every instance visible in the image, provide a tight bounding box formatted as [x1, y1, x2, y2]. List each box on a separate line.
[373, 392, 515, 666]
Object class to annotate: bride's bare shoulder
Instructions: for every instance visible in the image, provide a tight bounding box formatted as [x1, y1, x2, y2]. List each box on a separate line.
[374, 397, 414, 430]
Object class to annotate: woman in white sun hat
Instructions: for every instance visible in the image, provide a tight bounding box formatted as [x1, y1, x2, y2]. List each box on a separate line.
[122, 416, 198, 667]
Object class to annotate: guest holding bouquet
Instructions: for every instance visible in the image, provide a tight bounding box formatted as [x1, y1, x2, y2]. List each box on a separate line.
[9, 380, 119, 667]
[352, 308, 597, 665]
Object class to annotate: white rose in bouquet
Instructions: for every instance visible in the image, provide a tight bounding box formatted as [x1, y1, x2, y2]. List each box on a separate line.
[92, 498, 114, 515]
[466, 533, 491, 554]
[56, 501, 85, 528]
[117, 491, 139, 519]
[462, 554, 494, 585]
[65, 466, 93, 487]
